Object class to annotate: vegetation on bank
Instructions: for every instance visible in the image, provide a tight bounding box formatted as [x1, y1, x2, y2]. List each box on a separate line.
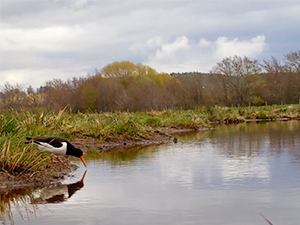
[0, 104, 300, 178]
[0, 140, 47, 176]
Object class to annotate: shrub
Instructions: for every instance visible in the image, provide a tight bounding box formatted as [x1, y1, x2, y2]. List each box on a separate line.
[253, 96, 265, 106]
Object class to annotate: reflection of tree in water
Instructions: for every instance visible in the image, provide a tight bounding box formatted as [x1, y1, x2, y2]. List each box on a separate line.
[100, 145, 160, 166]
[165, 121, 300, 185]
[0, 170, 87, 224]
[177, 121, 300, 159]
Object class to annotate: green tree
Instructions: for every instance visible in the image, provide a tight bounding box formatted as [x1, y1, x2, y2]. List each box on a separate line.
[101, 61, 157, 78]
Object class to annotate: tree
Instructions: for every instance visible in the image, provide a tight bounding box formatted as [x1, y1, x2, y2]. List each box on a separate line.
[210, 56, 262, 106]
[101, 61, 157, 78]
[284, 50, 300, 73]
[0, 83, 28, 108]
[27, 85, 35, 95]
[261, 52, 300, 104]
[210, 55, 261, 76]
[261, 56, 287, 74]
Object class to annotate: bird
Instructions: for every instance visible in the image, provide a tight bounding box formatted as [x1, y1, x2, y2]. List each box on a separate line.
[25, 137, 87, 168]
[31, 170, 87, 204]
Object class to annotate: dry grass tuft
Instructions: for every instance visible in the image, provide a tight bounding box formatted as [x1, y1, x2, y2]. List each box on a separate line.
[0, 140, 48, 177]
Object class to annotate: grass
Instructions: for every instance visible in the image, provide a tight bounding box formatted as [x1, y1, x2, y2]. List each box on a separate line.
[0, 104, 299, 177]
[0, 139, 49, 177]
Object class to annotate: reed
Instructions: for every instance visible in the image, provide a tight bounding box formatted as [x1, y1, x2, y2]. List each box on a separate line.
[0, 187, 37, 224]
[0, 140, 48, 176]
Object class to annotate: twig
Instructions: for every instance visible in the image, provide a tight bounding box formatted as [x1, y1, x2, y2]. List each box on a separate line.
[260, 213, 274, 225]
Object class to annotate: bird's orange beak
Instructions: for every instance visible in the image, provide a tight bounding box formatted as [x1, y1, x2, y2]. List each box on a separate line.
[80, 156, 87, 168]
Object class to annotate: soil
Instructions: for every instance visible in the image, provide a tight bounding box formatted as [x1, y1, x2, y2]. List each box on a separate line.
[72, 127, 204, 152]
[0, 160, 78, 190]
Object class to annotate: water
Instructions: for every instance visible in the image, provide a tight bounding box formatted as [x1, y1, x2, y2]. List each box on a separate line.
[1, 121, 300, 225]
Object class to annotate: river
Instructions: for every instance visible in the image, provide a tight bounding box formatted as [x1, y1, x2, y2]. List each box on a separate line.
[1, 121, 300, 225]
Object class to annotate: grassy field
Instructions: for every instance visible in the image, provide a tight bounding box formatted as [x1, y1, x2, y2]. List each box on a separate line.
[1, 104, 300, 178]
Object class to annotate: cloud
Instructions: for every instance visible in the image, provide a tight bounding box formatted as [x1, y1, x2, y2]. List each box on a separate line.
[1, 24, 84, 52]
[129, 36, 164, 54]
[213, 35, 267, 59]
[1, 68, 86, 89]
[138, 35, 267, 73]
[154, 36, 190, 60]
[73, 0, 89, 9]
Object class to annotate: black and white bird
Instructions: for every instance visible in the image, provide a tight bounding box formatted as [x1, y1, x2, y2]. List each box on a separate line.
[31, 170, 87, 204]
[26, 137, 87, 167]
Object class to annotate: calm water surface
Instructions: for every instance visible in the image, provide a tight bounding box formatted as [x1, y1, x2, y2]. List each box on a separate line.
[1, 121, 300, 225]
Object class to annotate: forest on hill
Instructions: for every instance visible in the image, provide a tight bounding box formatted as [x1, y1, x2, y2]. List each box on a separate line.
[1, 50, 299, 112]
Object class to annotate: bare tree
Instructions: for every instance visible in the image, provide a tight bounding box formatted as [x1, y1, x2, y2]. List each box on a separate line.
[261, 56, 287, 74]
[0, 83, 28, 108]
[210, 55, 261, 76]
[284, 50, 300, 73]
[210, 56, 262, 105]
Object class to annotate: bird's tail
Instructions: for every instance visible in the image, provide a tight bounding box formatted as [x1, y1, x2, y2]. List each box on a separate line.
[25, 137, 42, 146]
[25, 137, 33, 144]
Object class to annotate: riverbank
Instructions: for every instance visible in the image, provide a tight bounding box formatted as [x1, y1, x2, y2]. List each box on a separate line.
[0, 164, 77, 189]
[1, 104, 299, 189]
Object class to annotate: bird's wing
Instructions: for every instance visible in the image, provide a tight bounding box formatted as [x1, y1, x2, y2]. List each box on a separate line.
[47, 138, 63, 148]
[32, 137, 64, 148]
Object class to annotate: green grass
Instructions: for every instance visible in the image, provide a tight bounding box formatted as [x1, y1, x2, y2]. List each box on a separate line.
[0, 104, 299, 176]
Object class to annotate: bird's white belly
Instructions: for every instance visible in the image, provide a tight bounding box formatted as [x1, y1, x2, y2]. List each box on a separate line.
[38, 142, 67, 156]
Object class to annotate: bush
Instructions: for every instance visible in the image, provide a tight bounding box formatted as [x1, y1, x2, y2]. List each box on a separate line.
[253, 96, 265, 106]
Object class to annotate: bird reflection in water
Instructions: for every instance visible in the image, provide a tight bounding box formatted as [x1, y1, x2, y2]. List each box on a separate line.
[0, 170, 87, 223]
[31, 170, 87, 204]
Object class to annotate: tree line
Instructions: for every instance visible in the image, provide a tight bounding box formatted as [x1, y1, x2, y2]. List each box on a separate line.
[1, 50, 299, 112]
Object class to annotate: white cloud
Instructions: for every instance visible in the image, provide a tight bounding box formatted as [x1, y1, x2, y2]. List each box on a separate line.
[213, 35, 267, 59]
[198, 38, 211, 47]
[129, 36, 163, 54]
[142, 35, 267, 73]
[154, 36, 190, 60]
[1, 68, 87, 88]
[1, 25, 84, 52]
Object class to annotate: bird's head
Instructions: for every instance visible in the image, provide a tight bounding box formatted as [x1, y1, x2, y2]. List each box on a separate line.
[72, 148, 87, 168]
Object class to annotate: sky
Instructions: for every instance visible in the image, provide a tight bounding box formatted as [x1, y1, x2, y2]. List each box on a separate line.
[0, 0, 299, 89]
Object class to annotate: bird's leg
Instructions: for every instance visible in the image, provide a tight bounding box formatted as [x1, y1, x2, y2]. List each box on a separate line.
[56, 155, 69, 168]
[64, 155, 70, 164]
[48, 155, 56, 166]
[49, 155, 68, 168]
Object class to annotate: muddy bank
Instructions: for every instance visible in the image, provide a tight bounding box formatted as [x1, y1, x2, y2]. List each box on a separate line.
[73, 127, 211, 152]
[0, 161, 77, 190]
